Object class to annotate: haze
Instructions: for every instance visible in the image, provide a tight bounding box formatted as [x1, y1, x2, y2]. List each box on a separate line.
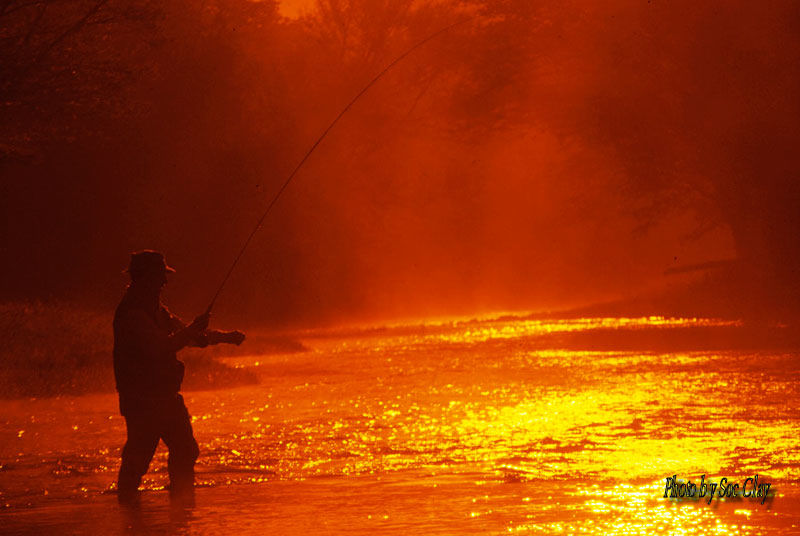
[2, 0, 798, 327]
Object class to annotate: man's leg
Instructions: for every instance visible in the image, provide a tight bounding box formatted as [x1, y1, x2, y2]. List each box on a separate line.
[161, 395, 200, 498]
[118, 413, 160, 503]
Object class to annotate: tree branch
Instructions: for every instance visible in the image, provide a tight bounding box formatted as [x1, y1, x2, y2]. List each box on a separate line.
[33, 0, 110, 66]
[20, 2, 47, 48]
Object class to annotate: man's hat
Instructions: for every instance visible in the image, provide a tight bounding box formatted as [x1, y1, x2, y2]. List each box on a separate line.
[125, 250, 176, 279]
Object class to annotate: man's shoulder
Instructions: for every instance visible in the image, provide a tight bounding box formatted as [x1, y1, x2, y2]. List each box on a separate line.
[114, 296, 150, 327]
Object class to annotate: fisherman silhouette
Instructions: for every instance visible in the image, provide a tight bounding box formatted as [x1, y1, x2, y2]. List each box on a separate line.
[113, 250, 245, 504]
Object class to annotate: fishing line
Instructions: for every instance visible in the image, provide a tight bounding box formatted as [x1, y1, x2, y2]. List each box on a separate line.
[205, 17, 473, 314]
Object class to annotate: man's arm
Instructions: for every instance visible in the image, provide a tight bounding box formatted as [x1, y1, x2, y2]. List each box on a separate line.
[120, 310, 209, 354]
[204, 329, 246, 346]
[161, 307, 241, 347]
[164, 308, 210, 348]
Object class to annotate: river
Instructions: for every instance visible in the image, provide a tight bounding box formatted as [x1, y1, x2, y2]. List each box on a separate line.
[1, 315, 798, 534]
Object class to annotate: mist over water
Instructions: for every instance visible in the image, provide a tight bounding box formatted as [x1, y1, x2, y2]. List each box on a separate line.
[2, 1, 797, 325]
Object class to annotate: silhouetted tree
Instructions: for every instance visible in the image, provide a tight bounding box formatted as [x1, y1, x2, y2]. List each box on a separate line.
[0, 0, 163, 159]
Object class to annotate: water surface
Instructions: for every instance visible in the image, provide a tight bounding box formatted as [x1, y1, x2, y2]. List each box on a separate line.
[2, 316, 798, 534]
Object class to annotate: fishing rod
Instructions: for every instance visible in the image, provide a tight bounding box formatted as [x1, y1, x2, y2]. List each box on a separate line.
[204, 17, 473, 315]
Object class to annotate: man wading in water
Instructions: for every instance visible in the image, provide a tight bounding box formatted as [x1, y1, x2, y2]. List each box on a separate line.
[113, 250, 245, 503]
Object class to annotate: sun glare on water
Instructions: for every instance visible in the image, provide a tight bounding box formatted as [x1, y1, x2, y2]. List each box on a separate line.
[1, 315, 796, 534]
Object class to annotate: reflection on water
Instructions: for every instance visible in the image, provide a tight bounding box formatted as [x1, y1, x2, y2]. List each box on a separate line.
[1, 316, 798, 534]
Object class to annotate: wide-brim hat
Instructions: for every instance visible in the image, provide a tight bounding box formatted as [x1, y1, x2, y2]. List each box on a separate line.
[124, 250, 176, 278]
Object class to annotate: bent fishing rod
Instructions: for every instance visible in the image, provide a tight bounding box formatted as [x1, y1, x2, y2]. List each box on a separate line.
[204, 17, 473, 315]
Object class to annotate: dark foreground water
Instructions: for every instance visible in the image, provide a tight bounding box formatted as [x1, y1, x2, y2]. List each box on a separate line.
[2, 316, 799, 534]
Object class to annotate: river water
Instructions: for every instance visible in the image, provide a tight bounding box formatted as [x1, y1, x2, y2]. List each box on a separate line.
[1, 316, 799, 534]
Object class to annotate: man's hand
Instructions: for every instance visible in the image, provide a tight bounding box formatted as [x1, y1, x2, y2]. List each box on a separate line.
[172, 312, 211, 351]
[227, 330, 246, 346]
[192, 332, 209, 348]
[188, 312, 210, 333]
